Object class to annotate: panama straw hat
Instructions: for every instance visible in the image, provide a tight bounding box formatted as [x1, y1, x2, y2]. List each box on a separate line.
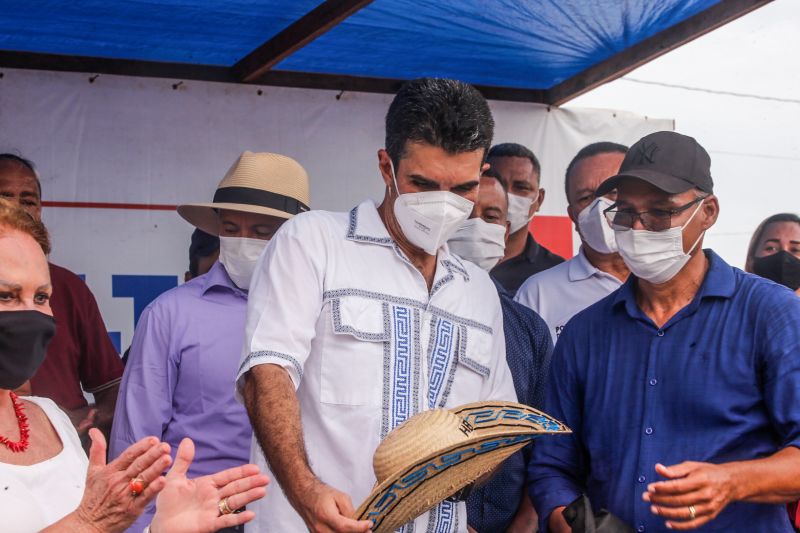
[177, 151, 310, 235]
[353, 401, 570, 532]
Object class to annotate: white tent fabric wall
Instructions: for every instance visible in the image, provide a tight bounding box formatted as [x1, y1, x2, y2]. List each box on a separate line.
[0, 68, 672, 352]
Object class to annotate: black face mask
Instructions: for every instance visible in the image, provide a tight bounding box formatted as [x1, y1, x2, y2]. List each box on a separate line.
[0, 310, 56, 390]
[752, 250, 800, 291]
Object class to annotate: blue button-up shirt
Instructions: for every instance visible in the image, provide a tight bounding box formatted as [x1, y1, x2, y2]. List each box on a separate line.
[467, 280, 553, 532]
[529, 250, 800, 532]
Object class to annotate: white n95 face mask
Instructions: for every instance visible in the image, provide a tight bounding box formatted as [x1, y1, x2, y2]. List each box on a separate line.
[507, 193, 535, 233]
[447, 218, 507, 271]
[218, 235, 269, 290]
[390, 161, 474, 256]
[577, 196, 617, 254]
[615, 199, 705, 284]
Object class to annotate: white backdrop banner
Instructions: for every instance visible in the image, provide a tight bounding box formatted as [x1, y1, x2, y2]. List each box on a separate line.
[0, 68, 672, 352]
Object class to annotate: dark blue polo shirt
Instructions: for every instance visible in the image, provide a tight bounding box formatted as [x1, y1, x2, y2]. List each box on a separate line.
[529, 250, 800, 532]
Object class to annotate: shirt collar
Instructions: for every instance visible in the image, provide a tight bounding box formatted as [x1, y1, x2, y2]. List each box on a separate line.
[345, 200, 394, 247]
[201, 260, 246, 297]
[345, 200, 469, 294]
[568, 247, 599, 282]
[522, 233, 540, 263]
[612, 249, 736, 317]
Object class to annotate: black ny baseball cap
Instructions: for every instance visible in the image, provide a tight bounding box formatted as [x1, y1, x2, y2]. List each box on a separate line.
[596, 131, 714, 196]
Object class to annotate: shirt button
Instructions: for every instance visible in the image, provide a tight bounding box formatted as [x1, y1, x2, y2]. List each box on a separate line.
[638, 475, 646, 483]
[649, 378, 658, 386]
[637, 526, 645, 533]
[657, 329, 665, 337]
[645, 427, 654, 435]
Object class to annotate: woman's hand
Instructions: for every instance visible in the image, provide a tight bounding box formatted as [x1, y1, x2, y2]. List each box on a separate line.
[44, 428, 172, 533]
[149, 438, 269, 533]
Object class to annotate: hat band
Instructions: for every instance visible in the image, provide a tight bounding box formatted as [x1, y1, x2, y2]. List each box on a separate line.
[213, 186, 309, 215]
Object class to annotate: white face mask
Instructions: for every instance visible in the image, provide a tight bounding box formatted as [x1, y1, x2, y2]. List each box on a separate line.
[507, 193, 534, 233]
[447, 218, 507, 271]
[614, 199, 705, 284]
[577, 196, 617, 254]
[218, 236, 269, 290]
[390, 161, 475, 256]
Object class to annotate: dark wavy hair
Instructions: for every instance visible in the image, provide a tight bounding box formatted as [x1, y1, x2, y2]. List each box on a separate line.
[385, 78, 494, 167]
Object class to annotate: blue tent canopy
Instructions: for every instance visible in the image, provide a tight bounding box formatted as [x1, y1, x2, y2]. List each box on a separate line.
[0, 0, 769, 103]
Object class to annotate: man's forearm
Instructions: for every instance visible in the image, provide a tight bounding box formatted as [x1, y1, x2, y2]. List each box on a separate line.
[243, 364, 316, 509]
[728, 446, 800, 504]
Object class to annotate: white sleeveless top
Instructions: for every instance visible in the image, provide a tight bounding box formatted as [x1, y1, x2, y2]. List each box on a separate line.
[0, 396, 88, 532]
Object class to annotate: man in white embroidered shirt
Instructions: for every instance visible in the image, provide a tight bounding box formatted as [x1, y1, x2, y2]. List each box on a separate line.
[236, 78, 517, 533]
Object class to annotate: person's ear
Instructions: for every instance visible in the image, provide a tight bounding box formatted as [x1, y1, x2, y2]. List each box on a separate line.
[481, 162, 490, 174]
[567, 204, 578, 226]
[504, 221, 511, 244]
[533, 187, 546, 214]
[700, 194, 719, 230]
[377, 149, 394, 190]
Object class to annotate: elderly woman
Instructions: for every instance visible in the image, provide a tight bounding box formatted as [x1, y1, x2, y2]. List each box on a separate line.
[745, 213, 800, 294]
[0, 199, 269, 532]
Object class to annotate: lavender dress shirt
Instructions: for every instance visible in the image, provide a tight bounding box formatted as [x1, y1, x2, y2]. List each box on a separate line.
[110, 261, 252, 532]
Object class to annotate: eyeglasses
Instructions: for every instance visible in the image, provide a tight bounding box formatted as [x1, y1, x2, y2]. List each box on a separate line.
[603, 195, 707, 232]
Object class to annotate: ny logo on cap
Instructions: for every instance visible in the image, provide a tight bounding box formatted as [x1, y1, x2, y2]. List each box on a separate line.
[634, 142, 660, 165]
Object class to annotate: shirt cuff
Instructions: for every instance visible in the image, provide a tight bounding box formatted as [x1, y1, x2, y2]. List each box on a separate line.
[235, 350, 304, 401]
[529, 483, 581, 533]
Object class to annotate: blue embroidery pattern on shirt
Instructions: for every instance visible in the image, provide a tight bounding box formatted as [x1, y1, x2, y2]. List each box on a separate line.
[322, 288, 492, 334]
[392, 306, 412, 430]
[346, 205, 394, 245]
[238, 350, 303, 381]
[428, 318, 454, 409]
[428, 500, 456, 533]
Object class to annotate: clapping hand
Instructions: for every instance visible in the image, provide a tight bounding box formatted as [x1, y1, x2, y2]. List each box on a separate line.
[69, 429, 172, 532]
[149, 438, 270, 533]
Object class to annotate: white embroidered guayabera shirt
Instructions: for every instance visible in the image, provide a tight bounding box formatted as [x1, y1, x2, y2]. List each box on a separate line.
[237, 200, 516, 533]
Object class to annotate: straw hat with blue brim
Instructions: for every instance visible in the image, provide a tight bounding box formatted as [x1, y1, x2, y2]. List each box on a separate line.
[177, 151, 310, 235]
[353, 401, 570, 533]
[596, 131, 714, 197]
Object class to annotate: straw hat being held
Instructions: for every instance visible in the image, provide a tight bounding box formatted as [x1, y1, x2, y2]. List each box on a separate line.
[353, 401, 570, 532]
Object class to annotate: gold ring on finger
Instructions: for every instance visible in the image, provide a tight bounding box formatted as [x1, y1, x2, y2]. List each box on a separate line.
[218, 497, 234, 515]
[688, 505, 697, 519]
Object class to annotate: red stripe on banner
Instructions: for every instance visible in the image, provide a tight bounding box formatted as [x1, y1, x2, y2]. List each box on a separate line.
[42, 201, 177, 211]
[530, 215, 574, 259]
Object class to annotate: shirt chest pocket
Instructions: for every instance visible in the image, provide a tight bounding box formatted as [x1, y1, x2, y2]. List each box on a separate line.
[427, 318, 494, 409]
[319, 296, 388, 406]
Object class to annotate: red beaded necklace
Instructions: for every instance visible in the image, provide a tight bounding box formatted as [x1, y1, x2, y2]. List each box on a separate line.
[0, 391, 30, 453]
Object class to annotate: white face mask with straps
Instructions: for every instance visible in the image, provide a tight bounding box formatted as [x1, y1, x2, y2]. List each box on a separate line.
[614, 198, 705, 284]
[506, 193, 534, 233]
[577, 196, 618, 254]
[447, 218, 507, 271]
[218, 236, 269, 290]
[390, 160, 475, 256]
